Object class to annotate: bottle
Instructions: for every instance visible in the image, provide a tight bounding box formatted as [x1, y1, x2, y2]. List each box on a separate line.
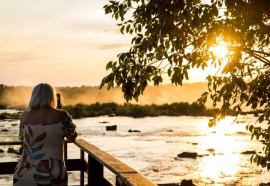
[56, 93, 62, 109]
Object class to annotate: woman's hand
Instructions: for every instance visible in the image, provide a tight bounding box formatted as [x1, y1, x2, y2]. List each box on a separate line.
[66, 131, 78, 142]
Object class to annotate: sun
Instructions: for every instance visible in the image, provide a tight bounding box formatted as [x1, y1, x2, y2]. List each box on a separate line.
[210, 44, 228, 58]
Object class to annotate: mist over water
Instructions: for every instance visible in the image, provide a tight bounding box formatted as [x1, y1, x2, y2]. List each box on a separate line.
[0, 86, 32, 107]
[0, 83, 209, 108]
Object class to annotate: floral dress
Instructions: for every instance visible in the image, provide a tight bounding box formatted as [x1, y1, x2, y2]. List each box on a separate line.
[13, 117, 76, 186]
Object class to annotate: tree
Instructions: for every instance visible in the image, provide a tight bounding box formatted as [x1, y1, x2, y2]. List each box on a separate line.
[100, 0, 270, 170]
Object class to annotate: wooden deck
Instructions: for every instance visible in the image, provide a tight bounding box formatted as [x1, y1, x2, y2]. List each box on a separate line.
[0, 139, 157, 186]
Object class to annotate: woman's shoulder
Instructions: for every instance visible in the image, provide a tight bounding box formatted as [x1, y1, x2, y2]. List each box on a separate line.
[21, 110, 31, 115]
[56, 109, 70, 119]
[21, 108, 66, 117]
[20, 110, 31, 120]
[21, 108, 71, 125]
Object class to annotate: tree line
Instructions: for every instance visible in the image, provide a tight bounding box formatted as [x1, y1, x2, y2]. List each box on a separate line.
[64, 102, 235, 119]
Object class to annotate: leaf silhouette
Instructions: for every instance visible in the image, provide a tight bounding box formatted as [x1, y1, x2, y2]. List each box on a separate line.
[28, 126, 33, 137]
[34, 132, 46, 143]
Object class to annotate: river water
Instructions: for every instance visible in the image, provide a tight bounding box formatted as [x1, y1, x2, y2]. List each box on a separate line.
[0, 110, 270, 185]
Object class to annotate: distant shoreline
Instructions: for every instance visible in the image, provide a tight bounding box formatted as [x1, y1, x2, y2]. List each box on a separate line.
[0, 102, 260, 119]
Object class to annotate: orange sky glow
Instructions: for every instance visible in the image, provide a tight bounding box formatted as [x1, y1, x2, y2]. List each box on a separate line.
[0, 0, 210, 87]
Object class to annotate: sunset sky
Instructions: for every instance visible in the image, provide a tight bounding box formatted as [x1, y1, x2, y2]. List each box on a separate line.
[0, 0, 209, 87]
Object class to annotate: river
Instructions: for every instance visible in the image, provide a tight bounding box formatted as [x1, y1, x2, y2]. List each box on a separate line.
[0, 110, 270, 185]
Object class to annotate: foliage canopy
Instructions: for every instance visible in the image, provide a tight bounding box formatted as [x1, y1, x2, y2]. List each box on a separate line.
[100, 0, 270, 170]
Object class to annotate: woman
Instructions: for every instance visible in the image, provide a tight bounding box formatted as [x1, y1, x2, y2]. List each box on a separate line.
[13, 83, 77, 186]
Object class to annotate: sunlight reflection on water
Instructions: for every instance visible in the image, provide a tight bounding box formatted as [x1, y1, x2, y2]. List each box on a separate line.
[1, 114, 270, 185]
[199, 154, 241, 184]
[196, 116, 258, 185]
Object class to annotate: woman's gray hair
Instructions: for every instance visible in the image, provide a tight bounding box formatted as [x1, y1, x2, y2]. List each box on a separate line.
[29, 83, 57, 109]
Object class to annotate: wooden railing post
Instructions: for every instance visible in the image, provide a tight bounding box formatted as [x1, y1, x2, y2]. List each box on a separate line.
[88, 154, 104, 186]
[116, 176, 122, 186]
[80, 149, 85, 186]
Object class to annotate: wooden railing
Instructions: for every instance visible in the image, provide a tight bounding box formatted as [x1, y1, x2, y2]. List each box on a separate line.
[0, 139, 157, 186]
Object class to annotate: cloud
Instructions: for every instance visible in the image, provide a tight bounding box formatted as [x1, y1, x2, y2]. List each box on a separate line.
[99, 43, 130, 50]
[85, 28, 131, 50]
[98, 28, 120, 34]
[0, 51, 43, 64]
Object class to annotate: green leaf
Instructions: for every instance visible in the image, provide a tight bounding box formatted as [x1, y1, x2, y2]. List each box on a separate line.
[267, 164, 270, 171]
[120, 26, 125, 34]
[184, 69, 189, 80]
[106, 61, 113, 70]
[248, 125, 254, 132]
[232, 74, 247, 91]
[240, 93, 249, 102]
[212, 5, 218, 16]
[138, 24, 142, 32]
[126, 24, 131, 33]
[258, 115, 264, 123]
[168, 68, 172, 77]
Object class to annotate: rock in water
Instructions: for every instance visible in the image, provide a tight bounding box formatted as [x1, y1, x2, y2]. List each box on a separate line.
[180, 180, 196, 186]
[240, 150, 256, 154]
[106, 125, 117, 131]
[177, 152, 197, 159]
[157, 180, 196, 186]
[128, 129, 141, 133]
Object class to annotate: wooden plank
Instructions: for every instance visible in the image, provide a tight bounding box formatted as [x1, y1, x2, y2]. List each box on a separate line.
[0, 140, 72, 146]
[0, 141, 22, 146]
[116, 176, 122, 186]
[66, 159, 81, 171]
[102, 178, 114, 186]
[0, 162, 17, 174]
[0, 159, 81, 175]
[88, 154, 104, 186]
[74, 139, 157, 186]
[80, 149, 85, 186]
